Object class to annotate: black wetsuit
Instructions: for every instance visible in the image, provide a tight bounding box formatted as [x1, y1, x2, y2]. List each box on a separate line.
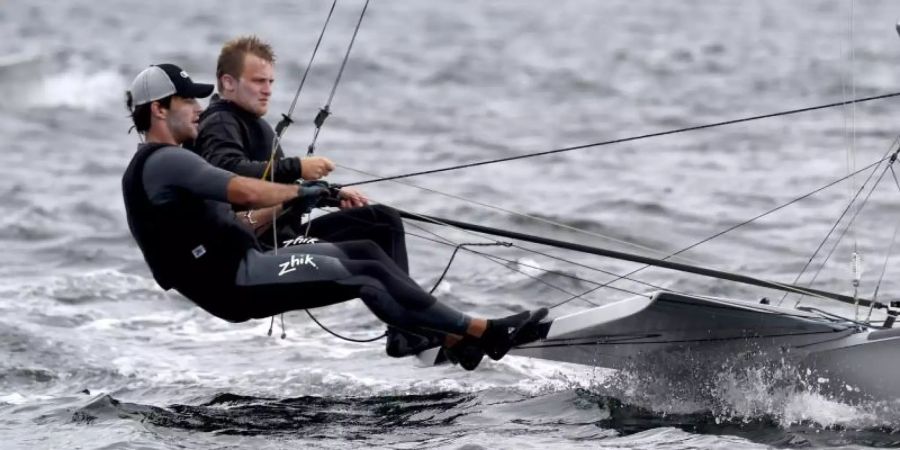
[121, 144, 469, 339]
[191, 95, 407, 273]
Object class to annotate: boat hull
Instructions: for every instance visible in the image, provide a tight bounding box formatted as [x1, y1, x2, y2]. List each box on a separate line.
[507, 292, 898, 402]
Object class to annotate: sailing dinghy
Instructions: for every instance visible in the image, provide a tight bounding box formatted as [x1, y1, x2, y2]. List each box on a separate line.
[409, 212, 900, 402]
[281, 8, 900, 403]
[406, 21, 900, 404]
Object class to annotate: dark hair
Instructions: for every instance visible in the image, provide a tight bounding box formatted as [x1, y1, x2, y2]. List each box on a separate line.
[125, 91, 171, 133]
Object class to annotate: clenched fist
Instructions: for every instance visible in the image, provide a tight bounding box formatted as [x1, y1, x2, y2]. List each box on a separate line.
[300, 156, 335, 180]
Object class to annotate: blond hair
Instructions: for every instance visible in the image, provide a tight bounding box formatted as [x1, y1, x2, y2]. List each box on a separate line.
[216, 35, 276, 91]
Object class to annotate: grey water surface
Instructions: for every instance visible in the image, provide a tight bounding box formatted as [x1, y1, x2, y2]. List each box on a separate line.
[3, 1, 900, 448]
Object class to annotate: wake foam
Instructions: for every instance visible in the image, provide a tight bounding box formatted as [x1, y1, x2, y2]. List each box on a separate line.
[584, 345, 900, 443]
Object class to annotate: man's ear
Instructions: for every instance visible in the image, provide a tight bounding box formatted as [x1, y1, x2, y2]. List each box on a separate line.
[150, 101, 168, 120]
[221, 74, 237, 92]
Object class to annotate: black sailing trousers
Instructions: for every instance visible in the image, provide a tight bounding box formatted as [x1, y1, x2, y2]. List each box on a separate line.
[259, 204, 409, 274]
[231, 240, 471, 337]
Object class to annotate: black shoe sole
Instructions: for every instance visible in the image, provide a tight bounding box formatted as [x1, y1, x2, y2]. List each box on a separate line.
[443, 340, 485, 371]
[485, 307, 549, 361]
[385, 328, 443, 358]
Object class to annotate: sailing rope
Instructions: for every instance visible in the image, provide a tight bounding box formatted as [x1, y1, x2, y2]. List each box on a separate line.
[555, 151, 895, 309]
[341, 91, 900, 188]
[427, 242, 512, 294]
[399, 217, 648, 302]
[261, 0, 337, 182]
[778, 142, 900, 307]
[315, 197, 669, 307]
[404, 227, 652, 301]
[294, 0, 373, 343]
[790, 154, 895, 308]
[259, 1, 371, 340]
[306, 0, 370, 156]
[843, 0, 863, 318]
[866, 223, 898, 323]
[334, 163, 706, 266]
[262, 2, 338, 339]
[338, 151, 894, 310]
[396, 207, 656, 302]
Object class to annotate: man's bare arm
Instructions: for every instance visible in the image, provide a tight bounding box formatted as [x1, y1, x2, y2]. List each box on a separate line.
[226, 176, 298, 209]
[235, 205, 283, 235]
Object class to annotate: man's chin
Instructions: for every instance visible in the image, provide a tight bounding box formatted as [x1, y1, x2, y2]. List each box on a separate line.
[179, 129, 199, 144]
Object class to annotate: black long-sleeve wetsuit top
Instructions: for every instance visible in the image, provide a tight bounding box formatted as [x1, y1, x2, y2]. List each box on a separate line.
[191, 94, 302, 183]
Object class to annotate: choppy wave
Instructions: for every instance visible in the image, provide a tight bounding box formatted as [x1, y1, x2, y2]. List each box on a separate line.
[34, 69, 127, 111]
[4, 0, 900, 449]
[74, 391, 473, 437]
[60, 386, 900, 448]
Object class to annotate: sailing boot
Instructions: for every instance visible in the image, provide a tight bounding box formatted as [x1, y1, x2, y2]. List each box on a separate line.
[442, 340, 484, 371]
[479, 308, 549, 361]
[385, 326, 443, 358]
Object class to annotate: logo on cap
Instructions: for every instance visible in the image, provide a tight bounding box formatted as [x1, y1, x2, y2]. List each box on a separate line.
[180, 71, 189, 79]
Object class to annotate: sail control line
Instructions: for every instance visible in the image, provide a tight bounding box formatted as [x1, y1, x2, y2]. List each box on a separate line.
[262, 1, 337, 183]
[396, 211, 890, 309]
[258, 1, 373, 342]
[342, 91, 900, 188]
[306, 0, 371, 156]
[256, 1, 336, 339]
[337, 141, 899, 312]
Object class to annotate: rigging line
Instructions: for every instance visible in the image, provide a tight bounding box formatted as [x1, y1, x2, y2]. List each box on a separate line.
[892, 165, 900, 193]
[260, 2, 338, 337]
[314, 196, 667, 298]
[332, 197, 673, 298]
[849, 0, 859, 245]
[872, 165, 900, 317]
[334, 161, 706, 266]
[777, 142, 899, 306]
[402, 222, 599, 304]
[386, 200, 676, 302]
[261, 0, 338, 181]
[285, 2, 338, 124]
[782, 153, 887, 304]
[341, 91, 900, 188]
[845, 0, 861, 299]
[307, 0, 371, 156]
[397, 206, 603, 306]
[402, 224, 647, 303]
[378, 146, 893, 310]
[553, 153, 893, 310]
[338, 151, 889, 311]
[399, 210, 879, 307]
[428, 231, 657, 299]
[300, 229, 503, 345]
[792, 157, 894, 308]
[470, 248, 649, 301]
[396, 212, 646, 306]
[866, 221, 898, 323]
[428, 242, 512, 295]
[507, 243, 675, 294]
[262, 0, 337, 263]
[305, 309, 385, 343]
